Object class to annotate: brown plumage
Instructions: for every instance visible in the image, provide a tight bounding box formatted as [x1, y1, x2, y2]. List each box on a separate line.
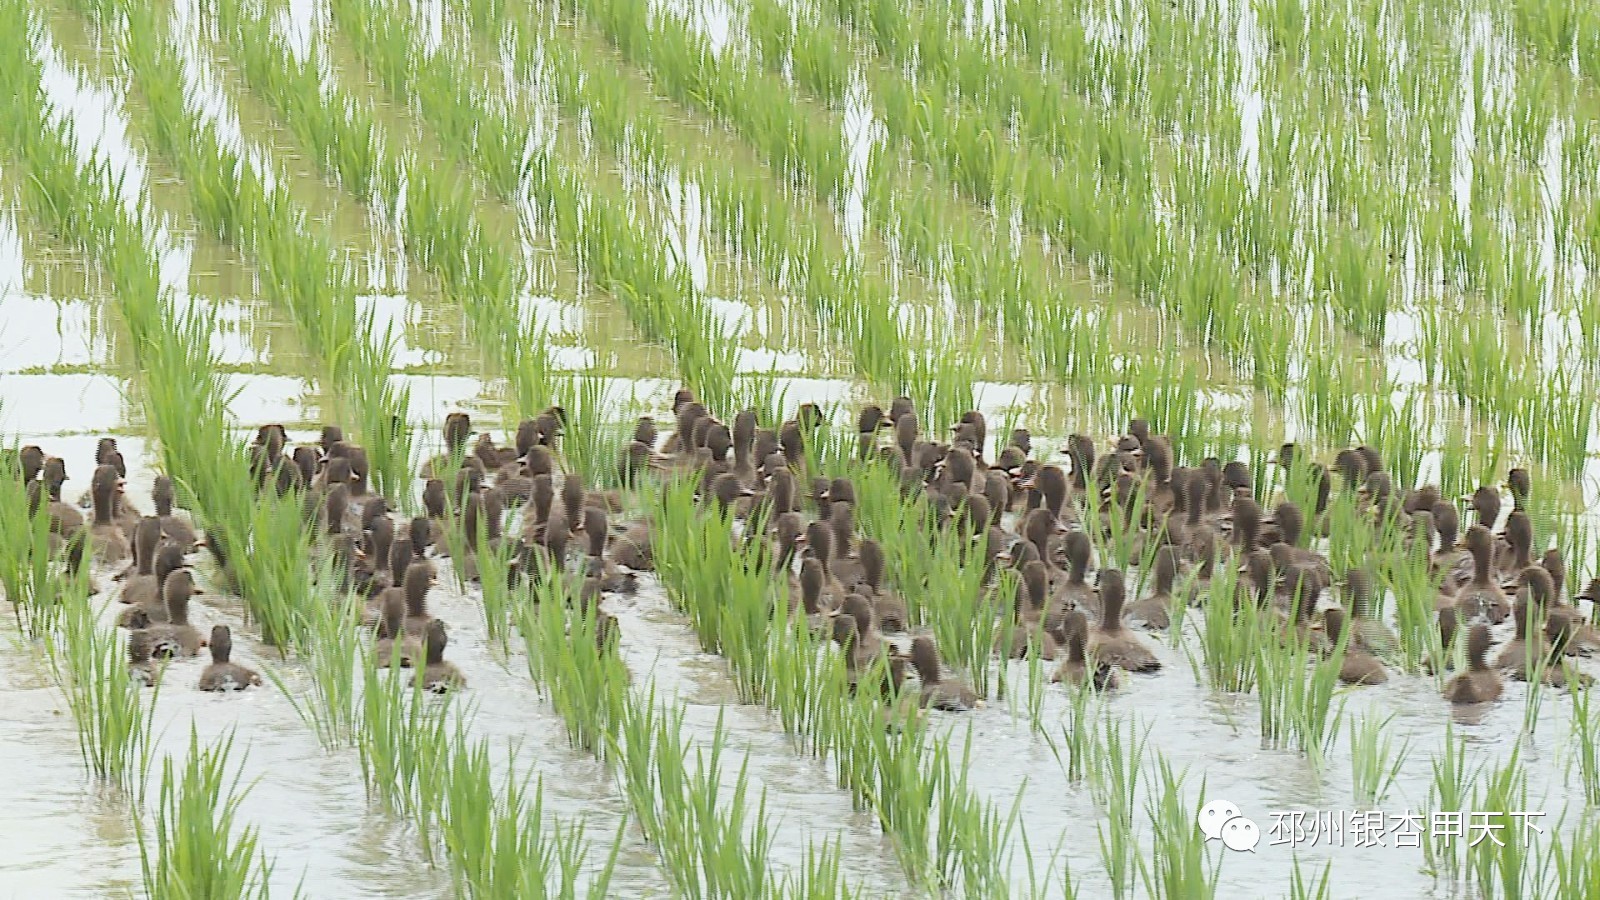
[1444, 625, 1502, 703]
[198, 626, 262, 691]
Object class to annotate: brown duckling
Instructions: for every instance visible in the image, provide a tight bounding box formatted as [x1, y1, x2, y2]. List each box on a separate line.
[1323, 607, 1387, 685]
[856, 539, 906, 632]
[88, 464, 130, 564]
[198, 626, 262, 691]
[1052, 610, 1118, 689]
[418, 619, 465, 693]
[150, 475, 198, 549]
[1496, 567, 1555, 675]
[1343, 569, 1398, 657]
[1123, 546, 1178, 630]
[128, 629, 159, 686]
[401, 560, 438, 636]
[1496, 510, 1535, 584]
[118, 540, 187, 629]
[1087, 570, 1161, 672]
[1453, 525, 1510, 624]
[42, 457, 83, 536]
[1048, 530, 1096, 622]
[905, 635, 979, 711]
[136, 569, 205, 658]
[582, 506, 637, 594]
[374, 589, 420, 668]
[1443, 625, 1502, 703]
[1002, 560, 1060, 659]
[114, 516, 163, 585]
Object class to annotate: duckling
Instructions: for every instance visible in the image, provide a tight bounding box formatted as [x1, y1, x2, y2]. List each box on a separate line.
[1431, 501, 1465, 585]
[905, 635, 979, 711]
[136, 569, 205, 658]
[198, 626, 262, 691]
[1052, 610, 1118, 689]
[1047, 530, 1096, 624]
[1536, 617, 1594, 689]
[1002, 560, 1060, 659]
[150, 475, 199, 549]
[374, 589, 420, 668]
[835, 593, 883, 670]
[473, 432, 517, 470]
[856, 539, 906, 632]
[401, 560, 438, 636]
[128, 629, 159, 686]
[114, 516, 163, 585]
[420, 412, 473, 479]
[582, 506, 637, 594]
[1322, 607, 1387, 685]
[1496, 511, 1535, 585]
[1453, 525, 1510, 624]
[418, 619, 465, 693]
[88, 464, 130, 564]
[41, 457, 83, 536]
[1343, 569, 1398, 657]
[1123, 546, 1178, 630]
[1425, 606, 1461, 675]
[119, 545, 189, 632]
[1443, 624, 1502, 704]
[1087, 570, 1161, 672]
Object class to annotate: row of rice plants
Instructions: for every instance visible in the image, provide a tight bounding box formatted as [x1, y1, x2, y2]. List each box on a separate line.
[495, 3, 956, 405]
[212, 0, 562, 421]
[354, 663, 620, 897]
[890, 0, 1597, 476]
[328, 0, 742, 412]
[650, 476, 1022, 895]
[565, 0, 1235, 446]
[77, 0, 415, 498]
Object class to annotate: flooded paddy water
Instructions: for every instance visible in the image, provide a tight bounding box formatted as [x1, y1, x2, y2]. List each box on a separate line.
[2, 0, 1600, 897]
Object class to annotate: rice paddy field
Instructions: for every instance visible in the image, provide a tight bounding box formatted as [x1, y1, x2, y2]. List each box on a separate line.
[2, 0, 1600, 896]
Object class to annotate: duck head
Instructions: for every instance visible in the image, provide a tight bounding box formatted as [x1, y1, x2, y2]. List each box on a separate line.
[423, 619, 449, 666]
[209, 625, 233, 664]
[163, 568, 199, 624]
[404, 560, 434, 617]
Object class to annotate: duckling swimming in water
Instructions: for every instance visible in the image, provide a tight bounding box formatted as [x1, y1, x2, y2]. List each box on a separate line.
[1123, 546, 1178, 630]
[1052, 609, 1118, 690]
[1087, 570, 1161, 672]
[135, 569, 205, 658]
[151, 475, 198, 549]
[1443, 624, 1502, 704]
[198, 625, 262, 691]
[1322, 607, 1387, 685]
[374, 589, 420, 668]
[88, 464, 129, 564]
[905, 635, 979, 711]
[1453, 525, 1510, 624]
[418, 620, 465, 693]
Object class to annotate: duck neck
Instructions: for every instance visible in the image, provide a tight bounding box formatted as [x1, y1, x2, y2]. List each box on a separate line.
[91, 483, 114, 526]
[1473, 542, 1491, 585]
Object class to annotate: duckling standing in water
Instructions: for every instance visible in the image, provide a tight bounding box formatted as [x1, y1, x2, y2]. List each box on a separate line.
[1443, 624, 1503, 704]
[905, 635, 979, 711]
[128, 630, 159, 686]
[198, 626, 262, 691]
[418, 619, 465, 693]
[401, 560, 438, 637]
[1087, 570, 1161, 672]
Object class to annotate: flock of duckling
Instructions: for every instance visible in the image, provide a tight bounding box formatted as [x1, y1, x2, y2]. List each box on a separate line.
[11, 389, 1593, 717]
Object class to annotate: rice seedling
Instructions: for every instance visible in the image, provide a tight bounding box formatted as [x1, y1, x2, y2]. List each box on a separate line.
[1288, 856, 1334, 899]
[1423, 723, 1481, 881]
[1571, 685, 1600, 806]
[0, 444, 66, 636]
[138, 728, 273, 900]
[1189, 562, 1262, 693]
[1468, 746, 1550, 898]
[1348, 712, 1412, 808]
[1136, 755, 1221, 899]
[1256, 627, 1345, 763]
[517, 574, 629, 759]
[49, 592, 153, 790]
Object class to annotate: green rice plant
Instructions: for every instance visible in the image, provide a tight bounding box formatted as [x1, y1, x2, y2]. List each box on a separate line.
[138, 729, 273, 900]
[1571, 685, 1600, 806]
[555, 368, 630, 490]
[1044, 678, 1101, 784]
[1288, 856, 1334, 899]
[930, 729, 1019, 894]
[1348, 712, 1411, 808]
[1467, 747, 1549, 899]
[517, 574, 629, 759]
[436, 724, 620, 900]
[269, 559, 364, 748]
[356, 649, 455, 826]
[1256, 628, 1345, 763]
[1385, 543, 1445, 676]
[50, 593, 153, 789]
[1089, 712, 1148, 820]
[1552, 816, 1600, 897]
[1189, 561, 1262, 693]
[1136, 755, 1221, 899]
[1423, 723, 1480, 881]
[779, 836, 863, 900]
